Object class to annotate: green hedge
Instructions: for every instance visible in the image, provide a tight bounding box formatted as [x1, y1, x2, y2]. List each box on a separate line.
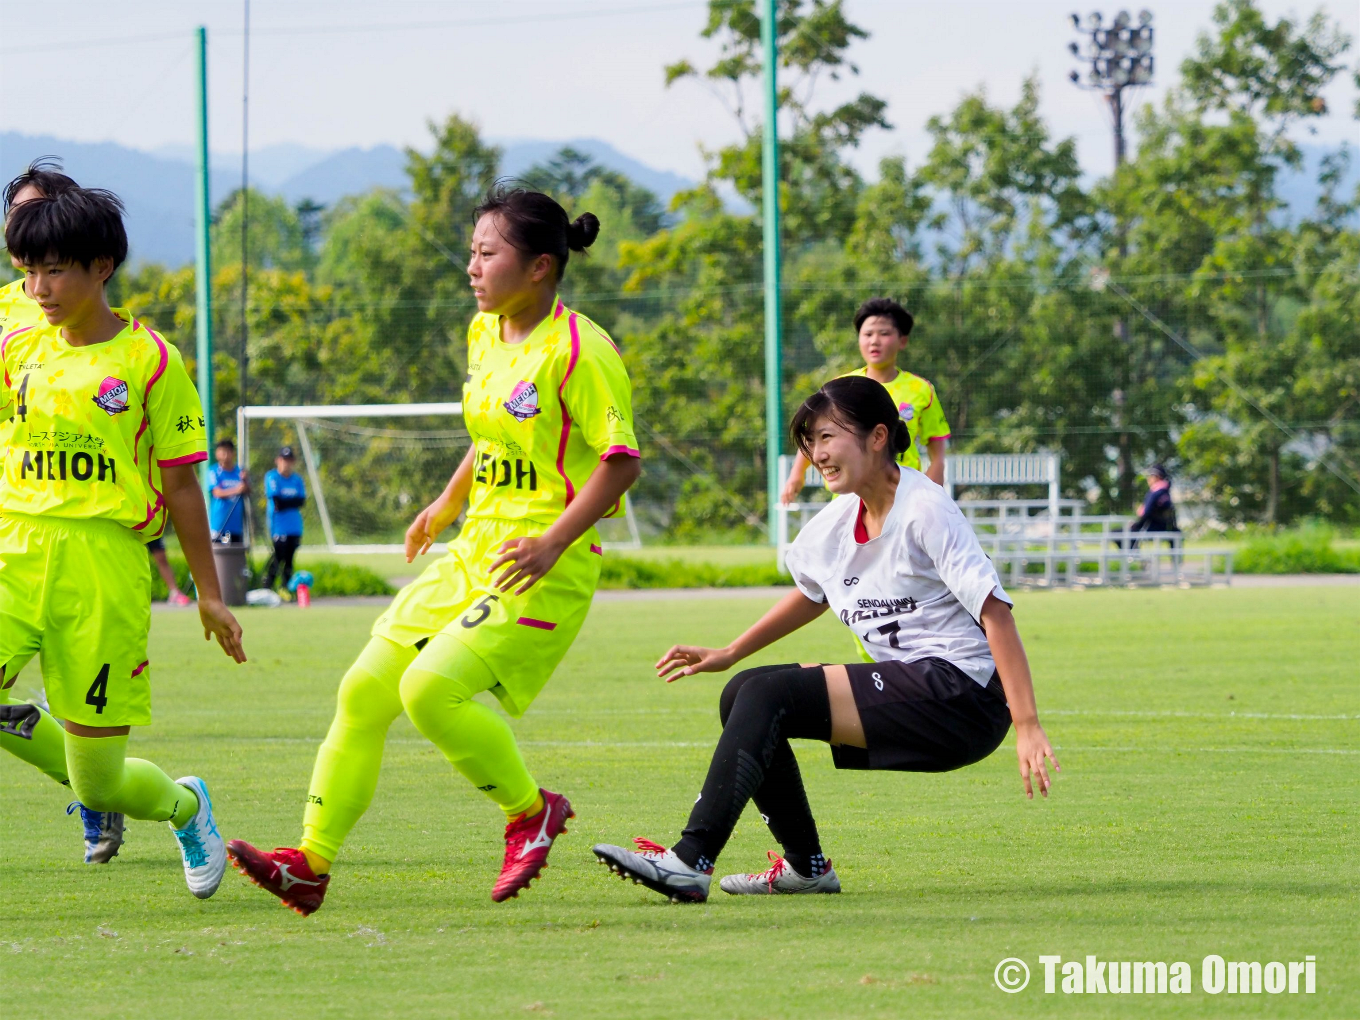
[1235, 528, 1360, 574]
[149, 553, 393, 600]
[599, 557, 785, 589]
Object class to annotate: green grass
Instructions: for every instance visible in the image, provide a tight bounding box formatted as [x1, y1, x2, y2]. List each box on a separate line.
[295, 544, 779, 584]
[4, 588, 1358, 1018]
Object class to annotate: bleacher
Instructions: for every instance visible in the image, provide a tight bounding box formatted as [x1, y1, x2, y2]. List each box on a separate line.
[776, 453, 1234, 587]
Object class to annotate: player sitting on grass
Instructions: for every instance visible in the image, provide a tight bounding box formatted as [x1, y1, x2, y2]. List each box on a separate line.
[780, 297, 949, 501]
[593, 376, 1058, 902]
[0, 187, 247, 898]
[227, 185, 642, 914]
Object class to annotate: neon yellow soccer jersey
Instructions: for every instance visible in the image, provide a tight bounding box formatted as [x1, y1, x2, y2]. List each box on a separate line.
[844, 367, 950, 471]
[0, 278, 41, 337]
[0, 311, 207, 538]
[463, 297, 638, 523]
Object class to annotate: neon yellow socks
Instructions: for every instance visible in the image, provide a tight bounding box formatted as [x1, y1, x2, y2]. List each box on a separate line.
[301, 637, 413, 863]
[63, 732, 198, 827]
[398, 636, 540, 819]
[1, 691, 70, 786]
[300, 634, 541, 865]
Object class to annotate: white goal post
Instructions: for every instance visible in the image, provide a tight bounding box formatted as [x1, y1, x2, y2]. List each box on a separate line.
[236, 402, 642, 553]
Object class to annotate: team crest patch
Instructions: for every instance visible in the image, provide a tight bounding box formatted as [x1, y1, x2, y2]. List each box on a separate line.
[503, 380, 542, 422]
[898, 402, 915, 422]
[93, 377, 130, 416]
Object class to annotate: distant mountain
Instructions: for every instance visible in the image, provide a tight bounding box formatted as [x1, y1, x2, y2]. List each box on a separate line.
[0, 132, 696, 266]
[4, 130, 1350, 269]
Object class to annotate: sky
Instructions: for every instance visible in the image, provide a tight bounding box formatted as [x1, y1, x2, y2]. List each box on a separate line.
[1, 0, 1357, 181]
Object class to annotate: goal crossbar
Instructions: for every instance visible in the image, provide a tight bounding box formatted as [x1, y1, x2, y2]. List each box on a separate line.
[235, 401, 641, 554]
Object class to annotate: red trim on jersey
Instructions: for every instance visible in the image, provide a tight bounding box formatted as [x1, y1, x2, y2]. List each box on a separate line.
[589, 543, 603, 555]
[600, 444, 640, 460]
[553, 297, 566, 320]
[581, 316, 621, 355]
[130, 325, 171, 533]
[516, 617, 557, 631]
[555, 313, 582, 507]
[926, 433, 951, 442]
[853, 499, 869, 544]
[1, 325, 36, 386]
[130, 660, 149, 679]
[158, 451, 208, 467]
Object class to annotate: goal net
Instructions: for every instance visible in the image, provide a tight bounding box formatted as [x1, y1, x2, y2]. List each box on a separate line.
[236, 403, 641, 553]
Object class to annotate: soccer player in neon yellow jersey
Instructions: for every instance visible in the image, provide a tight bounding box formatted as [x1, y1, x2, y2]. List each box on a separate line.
[781, 297, 950, 502]
[2, 159, 140, 864]
[1, 187, 247, 899]
[228, 185, 642, 914]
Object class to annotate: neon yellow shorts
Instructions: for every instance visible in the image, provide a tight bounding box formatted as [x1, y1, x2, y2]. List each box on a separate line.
[372, 516, 602, 717]
[0, 513, 153, 727]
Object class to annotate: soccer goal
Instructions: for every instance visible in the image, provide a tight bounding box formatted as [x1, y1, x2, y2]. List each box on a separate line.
[236, 403, 641, 553]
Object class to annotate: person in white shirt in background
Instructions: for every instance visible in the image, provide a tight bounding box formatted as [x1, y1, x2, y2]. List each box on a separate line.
[593, 375, 1058, 903]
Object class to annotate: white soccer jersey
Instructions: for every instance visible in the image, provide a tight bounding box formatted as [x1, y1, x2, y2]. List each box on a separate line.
[785, 469, 1011, 687]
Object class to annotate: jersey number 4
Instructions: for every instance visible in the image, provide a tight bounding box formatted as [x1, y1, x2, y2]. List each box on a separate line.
[16, 373, 30, 423]
[85, 663, 111, 715]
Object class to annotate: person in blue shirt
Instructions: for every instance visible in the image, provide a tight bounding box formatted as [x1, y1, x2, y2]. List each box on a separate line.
[262, 446, 306, 591]
[206, 438, 249, 544]
[1129, 463, 1179, 548]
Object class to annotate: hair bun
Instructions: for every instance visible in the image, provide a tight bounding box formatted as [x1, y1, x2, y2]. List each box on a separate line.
[567, 212, 600, 252]
[892, 419, 911, 455]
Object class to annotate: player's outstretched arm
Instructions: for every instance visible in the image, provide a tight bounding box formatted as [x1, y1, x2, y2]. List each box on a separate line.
[979, 594, 1058, 799]
[490, 452, 641, 594]
[161, 463, 246, 663]
[781, 451, 812, 505]
[405, 447, 476, 562]
[656, 589, 827, 681]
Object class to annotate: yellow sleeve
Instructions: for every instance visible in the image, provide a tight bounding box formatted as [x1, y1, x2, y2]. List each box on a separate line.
[919, 382, 951, 442]
[145, 336, 208, 466]
[561, 319, 639, 459]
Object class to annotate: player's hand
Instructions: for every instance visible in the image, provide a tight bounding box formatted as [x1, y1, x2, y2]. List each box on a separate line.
[489, 535, 565, 595]
[199, 598, 246, 663]
[1014, 721, 1059, 799]
[779, 477, 802, 506]
[656, 644, 737, 682]
[405, 501, 453, 563]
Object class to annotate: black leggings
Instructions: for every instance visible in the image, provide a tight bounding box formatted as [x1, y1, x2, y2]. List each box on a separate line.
[262, 534, 300, 590]
[673, 664, 831, 875]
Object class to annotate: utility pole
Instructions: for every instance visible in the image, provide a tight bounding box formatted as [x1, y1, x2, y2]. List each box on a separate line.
[761, 0, 783, 543]
[1068, 9, 1154, 504]
[239, 0, 250, 417]
[194, 26, 214, 485]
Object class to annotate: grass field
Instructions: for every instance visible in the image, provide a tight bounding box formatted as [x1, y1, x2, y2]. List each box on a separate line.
[4, 586, 1357, 1019]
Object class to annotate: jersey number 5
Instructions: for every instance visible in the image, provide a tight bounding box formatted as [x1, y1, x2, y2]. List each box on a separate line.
[85, 663, 111, 715]
[459, 595, 500, 629]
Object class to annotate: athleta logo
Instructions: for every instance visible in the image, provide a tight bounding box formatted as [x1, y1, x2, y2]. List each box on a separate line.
[92, 377, 130, 416]
[503, 381, 542, 422]
[899, 402, 915, 422]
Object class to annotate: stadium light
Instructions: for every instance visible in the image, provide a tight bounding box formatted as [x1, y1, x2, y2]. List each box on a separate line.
[1067, 8, 1155, 168]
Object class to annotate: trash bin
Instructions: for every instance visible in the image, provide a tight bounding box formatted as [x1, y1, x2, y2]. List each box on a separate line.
[212, 543, 251, 606]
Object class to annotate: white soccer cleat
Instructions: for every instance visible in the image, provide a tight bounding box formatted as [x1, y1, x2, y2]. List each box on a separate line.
[593, 838, 711, 903]
[719, 851, 841, 895]
[170, 776, 226, 899]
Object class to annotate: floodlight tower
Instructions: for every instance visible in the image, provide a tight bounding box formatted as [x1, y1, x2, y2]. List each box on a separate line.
[1067, 9, 1155, 170]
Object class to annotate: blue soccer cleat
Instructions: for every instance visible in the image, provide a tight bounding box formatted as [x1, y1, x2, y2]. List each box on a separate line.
[67, 802, 125, 864]
[170, 776, 227, 899]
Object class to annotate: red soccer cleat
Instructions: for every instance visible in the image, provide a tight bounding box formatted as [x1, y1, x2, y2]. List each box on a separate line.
[227, 841, 330, 916]
[491, 789, 574, 902]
